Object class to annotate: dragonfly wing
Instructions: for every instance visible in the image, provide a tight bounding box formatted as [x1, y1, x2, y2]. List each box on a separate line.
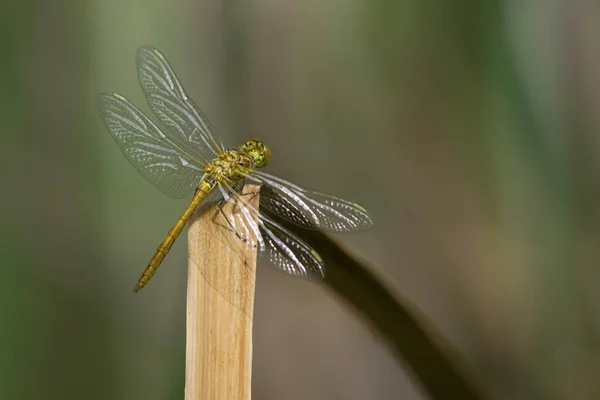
[258, 217, 326, 279]
[136, 47, 223, 159]
[223, 183, 325, 280]
[249, 171, 374, 232]
[98, 93, 205, 198]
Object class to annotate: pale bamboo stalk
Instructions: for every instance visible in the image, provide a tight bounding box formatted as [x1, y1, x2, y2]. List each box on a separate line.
[185, 183, 260, 400]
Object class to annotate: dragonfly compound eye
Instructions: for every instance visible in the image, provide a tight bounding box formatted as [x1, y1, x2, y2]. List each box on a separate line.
[242, 139, 270, 168]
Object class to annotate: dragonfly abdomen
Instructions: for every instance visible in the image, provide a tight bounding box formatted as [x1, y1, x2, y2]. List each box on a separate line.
[133, 178, 216, 292]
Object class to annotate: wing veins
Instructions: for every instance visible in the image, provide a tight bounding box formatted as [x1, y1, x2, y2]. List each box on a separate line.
[137, 47, 223, 160]
[223, 182, 324, 279]
[252, 171, 357, 228]
[98, 92, 206, 198]
[106, 111, 156, 139]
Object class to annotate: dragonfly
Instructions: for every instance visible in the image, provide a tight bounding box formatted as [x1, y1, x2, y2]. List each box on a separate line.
[98, 47, 373, 293]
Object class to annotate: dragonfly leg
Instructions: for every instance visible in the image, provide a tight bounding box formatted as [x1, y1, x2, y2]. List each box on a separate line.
[240, 190, 260, 202]
[213, 198, 250, 243]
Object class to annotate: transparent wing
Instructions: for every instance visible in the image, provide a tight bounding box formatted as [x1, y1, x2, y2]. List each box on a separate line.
[258, 217, 325, 279]
[98, 93, 205, 198]
[248, 171, 373, 232]
[136, 47, 224, 160]
[223, 182, 325, 280]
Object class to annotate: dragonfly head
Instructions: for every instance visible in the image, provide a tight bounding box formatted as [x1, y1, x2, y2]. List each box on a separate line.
[242, 139, 271, 168]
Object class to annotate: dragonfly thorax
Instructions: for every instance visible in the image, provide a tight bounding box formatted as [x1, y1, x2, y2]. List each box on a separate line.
[203, 150, 249, 183]
[205, 140, 270, 184]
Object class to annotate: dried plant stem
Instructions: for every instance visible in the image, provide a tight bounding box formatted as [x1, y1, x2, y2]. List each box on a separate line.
[185, 184, 260, 400]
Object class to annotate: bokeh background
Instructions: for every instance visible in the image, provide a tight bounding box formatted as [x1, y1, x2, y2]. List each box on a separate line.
[3, 0, 600, 399]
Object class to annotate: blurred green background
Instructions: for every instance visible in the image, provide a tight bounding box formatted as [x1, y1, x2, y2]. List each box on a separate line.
[3, 0, 600, 399]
